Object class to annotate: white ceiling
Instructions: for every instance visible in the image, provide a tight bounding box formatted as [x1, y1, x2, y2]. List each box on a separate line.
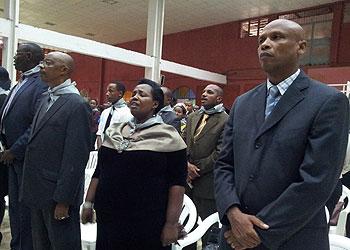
[0, 0, 340, 45]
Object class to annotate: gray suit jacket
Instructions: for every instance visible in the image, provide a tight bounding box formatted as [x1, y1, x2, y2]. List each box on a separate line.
[184, 110, 228, 199]
[21, 93, 91, 209]
[160, 111, 181, 132]
[214, 71, 349, 249]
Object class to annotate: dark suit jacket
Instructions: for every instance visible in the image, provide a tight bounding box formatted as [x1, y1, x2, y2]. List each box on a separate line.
[0, 72, 47, 161]
[184, 110, 228, 199]
[21, 93, 91, 209]
[160, 111, 181, 132]
[214, 71, 349, 249]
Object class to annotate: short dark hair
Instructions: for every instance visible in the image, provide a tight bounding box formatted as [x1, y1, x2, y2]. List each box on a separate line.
[0, 67, 11, 90]
[110, 80, 126, 97]
[137, 78, 164, 114]
[21, 43, 44, 64]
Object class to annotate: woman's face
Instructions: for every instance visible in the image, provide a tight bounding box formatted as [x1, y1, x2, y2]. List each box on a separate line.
[174, 106, 185, 118]
[129, 84, 159, 123]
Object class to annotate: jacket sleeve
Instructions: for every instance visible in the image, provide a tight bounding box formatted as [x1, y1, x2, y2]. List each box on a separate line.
[256, 92, 349, 249]
[53, 102, 91, 205]
[214, 99, 241, 225]
[10, 82, 47, 160]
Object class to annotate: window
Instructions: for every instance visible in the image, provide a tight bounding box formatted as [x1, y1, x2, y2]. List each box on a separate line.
[240, 18, 269, 38]
[279, 7, 333, 65]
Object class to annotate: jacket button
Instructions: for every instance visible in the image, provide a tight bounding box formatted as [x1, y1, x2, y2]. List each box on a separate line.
[255, 142, 262, 149]
[249, 174, 255, 181]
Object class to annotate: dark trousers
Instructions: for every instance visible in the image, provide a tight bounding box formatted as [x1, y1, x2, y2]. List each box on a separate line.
[8, 161, 33, 250]
[0, 197, 5, 245]
[31, 204, 81, 250]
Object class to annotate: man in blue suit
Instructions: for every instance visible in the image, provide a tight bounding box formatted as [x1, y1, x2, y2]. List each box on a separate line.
[21, 51, 91, 250]
[214, 19, 349, 249]
[0, 43, 47, 250]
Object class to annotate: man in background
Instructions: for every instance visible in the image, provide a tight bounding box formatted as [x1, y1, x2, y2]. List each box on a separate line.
[183, 84, 228, 248]
[0, 43, 47, 250]
[95, 81, 132, 149]
[159, 86, 181, 132]
[0, 66, 11, 246]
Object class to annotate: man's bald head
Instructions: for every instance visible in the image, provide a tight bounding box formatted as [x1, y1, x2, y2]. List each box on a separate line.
[264, 19, 305, 41]
[40, 51, 75, 87]
[161, 86, 173, 106]
[201, 84, 224, 109]
[258, 19, 307, 83]
[49, 51, 74, 74]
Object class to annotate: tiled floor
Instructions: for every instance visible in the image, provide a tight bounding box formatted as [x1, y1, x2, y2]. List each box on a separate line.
[0, 209, 11, 250]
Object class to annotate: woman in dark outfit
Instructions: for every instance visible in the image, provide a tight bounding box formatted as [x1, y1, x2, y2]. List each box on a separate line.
[82, 78, 187, 250]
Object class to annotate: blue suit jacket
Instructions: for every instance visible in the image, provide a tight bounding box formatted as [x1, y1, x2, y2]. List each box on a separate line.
[21, 93, 91, 209]
[0, 71, 47, 161]
[214, 71, 349, 249]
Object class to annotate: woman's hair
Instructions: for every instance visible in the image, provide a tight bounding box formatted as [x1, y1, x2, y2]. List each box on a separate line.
[137, 78, 164, 114]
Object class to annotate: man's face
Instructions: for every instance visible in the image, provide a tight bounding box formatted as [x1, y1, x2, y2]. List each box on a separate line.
[13, 45, 31, 72]
[39, 53, 65, 85]
[257, 21, 305, 76]
[185, 102, 193, 112]
[106, 83, 121, 103]
[201, 85, 221, 110]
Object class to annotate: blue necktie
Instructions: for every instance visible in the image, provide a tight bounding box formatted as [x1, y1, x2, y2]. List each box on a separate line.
[265, 86, 280, 118]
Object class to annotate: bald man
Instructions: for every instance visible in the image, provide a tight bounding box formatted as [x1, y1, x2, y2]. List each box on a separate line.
[21, 51, 91, 249]
[183, 84, 228, 248]
[214, 19, 349, 250]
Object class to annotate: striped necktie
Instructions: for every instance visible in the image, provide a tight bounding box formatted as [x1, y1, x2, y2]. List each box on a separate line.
[194, 113, 209, 139]
[265, 86, 281, 118]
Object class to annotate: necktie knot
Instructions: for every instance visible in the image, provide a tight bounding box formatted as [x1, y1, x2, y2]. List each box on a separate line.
[269, 86, 280, 98]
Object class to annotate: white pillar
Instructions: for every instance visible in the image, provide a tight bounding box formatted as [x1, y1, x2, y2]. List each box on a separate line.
[2, 0, 19, 84]
[145, 0, 165, 84]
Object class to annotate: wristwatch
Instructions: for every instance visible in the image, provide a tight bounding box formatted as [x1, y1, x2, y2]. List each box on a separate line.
[83, 201, 94, 209]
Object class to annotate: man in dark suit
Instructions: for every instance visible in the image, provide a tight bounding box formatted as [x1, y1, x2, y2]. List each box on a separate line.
[0, 66, 11, 246]
[159, 87, 181, 132]
[214, 19, 349, 250]
[21, 52, 91, 249]
[0, 43, 47, 250]
[184, 84, 228, 248]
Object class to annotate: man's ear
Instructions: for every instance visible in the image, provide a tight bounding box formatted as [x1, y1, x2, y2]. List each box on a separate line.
[216, 96, 223, 104]
[297, 40, 307, 56]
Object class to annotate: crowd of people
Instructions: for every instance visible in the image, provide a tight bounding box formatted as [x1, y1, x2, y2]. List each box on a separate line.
[0, 19, 348, 250]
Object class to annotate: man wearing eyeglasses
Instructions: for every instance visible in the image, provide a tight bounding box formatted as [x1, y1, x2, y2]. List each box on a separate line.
[0, 43, 47, 250]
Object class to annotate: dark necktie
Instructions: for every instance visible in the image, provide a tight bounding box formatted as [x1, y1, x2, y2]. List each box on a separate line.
[265, 86, 281, 118]
[103, 106, 115, 133]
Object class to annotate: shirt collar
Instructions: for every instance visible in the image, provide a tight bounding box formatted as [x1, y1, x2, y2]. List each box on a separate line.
[48, 78, 73, 95]
[22, 65, 41, 78]
[266, 69, 300, 96]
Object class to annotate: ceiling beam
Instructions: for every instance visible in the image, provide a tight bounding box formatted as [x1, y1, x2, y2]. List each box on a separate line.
[160, 60, 227, 85]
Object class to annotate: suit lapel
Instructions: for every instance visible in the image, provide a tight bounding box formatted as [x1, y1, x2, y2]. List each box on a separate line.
[2, 75, 38, 117]
[29, 95, 70, 142]
[255, 73, 309, 139]
[252, 84, 267, 129]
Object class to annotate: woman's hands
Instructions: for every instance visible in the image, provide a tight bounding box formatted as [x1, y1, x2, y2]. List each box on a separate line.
[161, 222, 180, 246]
[81, 207, 94, 224]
